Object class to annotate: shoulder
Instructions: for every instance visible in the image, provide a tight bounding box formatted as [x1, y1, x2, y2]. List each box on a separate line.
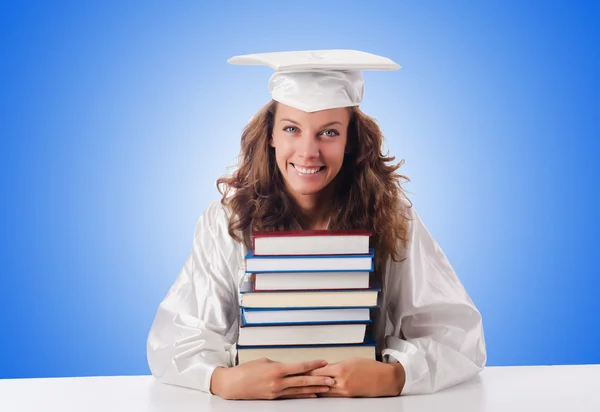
[390, 193, 417, 257]
[194, 198, 248, 253]
[395, 192, 416, 232]
[194, 199, 235, 241]
[396, 197, 443, 257]
[191, 199, 246, 285]
[196, 199, 227, 225]
[397, 192, 414, 217]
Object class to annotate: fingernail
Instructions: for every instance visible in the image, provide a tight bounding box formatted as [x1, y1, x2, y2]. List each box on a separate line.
[326, 378, 335, 385]
[321, 387, 330, 392]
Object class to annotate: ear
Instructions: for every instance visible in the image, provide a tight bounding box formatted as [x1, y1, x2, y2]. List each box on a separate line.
[269, 135, 275, 148]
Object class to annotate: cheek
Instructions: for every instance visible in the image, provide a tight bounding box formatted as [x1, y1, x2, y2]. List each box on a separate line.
[275, 150, 297, 177]
[275, 148, 294, 167]
[324, 146, 346, 168]
[272, 139, 290, 163]
[273, 137, 293, 155]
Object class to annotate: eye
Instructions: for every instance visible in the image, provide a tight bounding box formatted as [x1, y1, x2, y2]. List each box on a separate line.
[321, 129, 340, 137]
[283, 126, 299, 133]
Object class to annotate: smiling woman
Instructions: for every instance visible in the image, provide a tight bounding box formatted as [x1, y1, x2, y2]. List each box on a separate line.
[146, 50, 487, 401]
[215, 98, 410, 268]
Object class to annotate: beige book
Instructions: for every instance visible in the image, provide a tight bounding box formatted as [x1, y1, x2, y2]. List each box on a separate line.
[237, 344, 376, 364]
[240, 281, 379, 308]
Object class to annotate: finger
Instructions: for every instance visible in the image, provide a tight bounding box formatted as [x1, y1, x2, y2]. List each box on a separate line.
[319, 387, 353, 398]
[281, 375, 336, 389]
[280, 360, 328, 376]
[319, 392, 349, 398]
[278, 393, 318, 399]
[306, 365, 338, 377]
[278, 386, 330, 397]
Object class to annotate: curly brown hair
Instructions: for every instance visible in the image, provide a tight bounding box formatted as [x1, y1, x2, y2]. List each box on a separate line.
[216, 100, 413, 277]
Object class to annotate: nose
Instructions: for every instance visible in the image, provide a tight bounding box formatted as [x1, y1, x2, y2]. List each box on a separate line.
[297, 134, 319, 159]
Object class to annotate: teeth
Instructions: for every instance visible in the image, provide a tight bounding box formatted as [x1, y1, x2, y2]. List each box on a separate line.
[294, 165, 322, 174]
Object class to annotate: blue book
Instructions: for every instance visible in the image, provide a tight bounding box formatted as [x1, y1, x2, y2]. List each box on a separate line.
[253, 270, 371, 291]
[237, 322, 368, 346]
[240, 306, 374, 326]
[244, 248, 374, 273]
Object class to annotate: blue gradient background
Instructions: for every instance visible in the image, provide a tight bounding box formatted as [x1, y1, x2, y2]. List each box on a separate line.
[1, 1, 599, 379]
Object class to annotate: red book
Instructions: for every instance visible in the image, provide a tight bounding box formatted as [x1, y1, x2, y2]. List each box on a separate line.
[252, 229, 371, 256]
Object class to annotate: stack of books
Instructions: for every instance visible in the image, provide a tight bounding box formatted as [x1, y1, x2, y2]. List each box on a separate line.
[236, 229, 380, 364]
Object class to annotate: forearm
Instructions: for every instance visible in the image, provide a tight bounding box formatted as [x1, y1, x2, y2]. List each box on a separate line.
[390, 362, 406, 395]
[384, 334, 486, 394]
[210, 366, 233, 398]
[147, 320, 235, 393]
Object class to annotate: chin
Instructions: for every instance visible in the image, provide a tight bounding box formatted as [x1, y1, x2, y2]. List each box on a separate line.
[290, 184, 329, 196]
[292, 188, 321, 196]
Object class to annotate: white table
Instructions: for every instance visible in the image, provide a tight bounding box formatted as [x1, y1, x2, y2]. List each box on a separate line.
[1, 365, 598, 412]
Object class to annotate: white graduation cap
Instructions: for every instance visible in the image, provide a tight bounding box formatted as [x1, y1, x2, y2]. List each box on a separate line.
[227, 49, 400, 113]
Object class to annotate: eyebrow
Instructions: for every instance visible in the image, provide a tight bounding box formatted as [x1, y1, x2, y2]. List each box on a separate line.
[279, 118, 343, 128]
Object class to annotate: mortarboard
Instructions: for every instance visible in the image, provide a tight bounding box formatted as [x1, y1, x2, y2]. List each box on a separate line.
[227, 49, 400, 112]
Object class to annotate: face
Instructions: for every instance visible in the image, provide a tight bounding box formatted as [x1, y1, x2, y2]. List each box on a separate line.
[270, 103, 350, 203]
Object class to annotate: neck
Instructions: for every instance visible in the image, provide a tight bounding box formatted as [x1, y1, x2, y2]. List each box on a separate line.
[290, 187, 335, 231]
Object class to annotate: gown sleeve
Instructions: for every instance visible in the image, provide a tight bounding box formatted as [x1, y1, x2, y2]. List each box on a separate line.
[146, 201, 242, 393]
[381, 206, 487, 395]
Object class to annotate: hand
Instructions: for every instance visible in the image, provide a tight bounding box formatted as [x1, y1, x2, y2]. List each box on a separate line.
[307, 357, 405, 398]
[209, 358, 336, 400]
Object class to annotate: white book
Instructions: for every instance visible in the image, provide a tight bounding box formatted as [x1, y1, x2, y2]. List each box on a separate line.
[254, 271, 370, 291]
[237, 323, 367, 346]
[252, 229, 371, 256]
[244, 249, 374, 273]
[242, 307, 371, 325]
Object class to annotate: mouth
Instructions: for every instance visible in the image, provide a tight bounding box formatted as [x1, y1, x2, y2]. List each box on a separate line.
[290, 163, 326, 175]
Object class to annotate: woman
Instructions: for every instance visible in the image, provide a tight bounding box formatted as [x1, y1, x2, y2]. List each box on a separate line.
[146, 50, 486, 400]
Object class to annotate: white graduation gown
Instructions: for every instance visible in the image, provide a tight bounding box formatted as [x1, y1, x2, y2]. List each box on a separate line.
[146, 200, 487, 395]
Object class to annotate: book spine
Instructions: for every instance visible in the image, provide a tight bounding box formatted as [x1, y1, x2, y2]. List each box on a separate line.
[240, 320, 372, 327]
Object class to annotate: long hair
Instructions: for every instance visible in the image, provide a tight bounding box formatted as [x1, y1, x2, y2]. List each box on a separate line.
[217, 100, 413, 278]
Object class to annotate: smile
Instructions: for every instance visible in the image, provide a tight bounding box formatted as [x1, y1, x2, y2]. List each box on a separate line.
[290, 163, 326, 175]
